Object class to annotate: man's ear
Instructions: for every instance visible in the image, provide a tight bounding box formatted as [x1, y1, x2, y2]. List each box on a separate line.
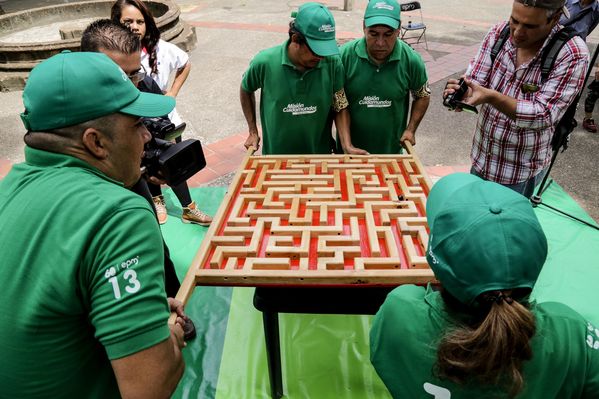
[81, 127, 110, 159]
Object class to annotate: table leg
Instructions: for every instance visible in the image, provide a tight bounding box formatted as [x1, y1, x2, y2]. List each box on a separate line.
[262, 310, 283, 399]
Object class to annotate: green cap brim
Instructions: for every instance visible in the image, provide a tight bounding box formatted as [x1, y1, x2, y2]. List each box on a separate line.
[365, 16, 400, 29]
[119, 91, 175, 118]
[426, 173, 481, 227]
[305, 37, 339, 57]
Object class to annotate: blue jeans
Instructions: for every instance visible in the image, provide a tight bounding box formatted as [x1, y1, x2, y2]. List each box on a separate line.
[470, 167, 548, 198]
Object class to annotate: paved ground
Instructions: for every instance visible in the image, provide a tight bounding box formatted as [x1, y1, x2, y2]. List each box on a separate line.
[1, 0, 597, 221]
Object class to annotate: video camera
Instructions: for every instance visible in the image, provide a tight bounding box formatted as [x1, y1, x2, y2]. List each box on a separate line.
[443, 78, 478, 114]
[141, 117, 206, 187]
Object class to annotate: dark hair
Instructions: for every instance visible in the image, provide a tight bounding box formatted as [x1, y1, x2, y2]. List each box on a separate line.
[80, 19, 141, 54]
[435, 289, 536, 398]
[110, 0, 160, 74]
[288, 21, 307, 45]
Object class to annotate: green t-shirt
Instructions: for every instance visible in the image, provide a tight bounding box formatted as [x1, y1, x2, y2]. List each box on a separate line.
[339, 38, 428, 154]
[370, 284, 599, 398]
[0, 147, 171, 398]
[241, 40, 344, 155]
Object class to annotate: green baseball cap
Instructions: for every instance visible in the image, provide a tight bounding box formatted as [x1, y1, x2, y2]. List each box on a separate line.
[364, 0, 401, 29]
[425, 173, 548, 306]
[293, 2, 338, 57]
[21, 51, 175, 132]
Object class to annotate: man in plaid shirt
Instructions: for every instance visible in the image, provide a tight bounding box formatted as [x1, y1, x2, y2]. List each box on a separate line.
[444, 0, 589, 197]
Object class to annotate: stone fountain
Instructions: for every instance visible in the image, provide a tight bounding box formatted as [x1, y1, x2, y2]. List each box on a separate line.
[0, 0, 196, 91]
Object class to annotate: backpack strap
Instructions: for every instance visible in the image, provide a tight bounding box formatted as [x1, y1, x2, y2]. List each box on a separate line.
[539, 26, 578, 82]
[489, 24, 578, 83]
[490, 24, 510, 66]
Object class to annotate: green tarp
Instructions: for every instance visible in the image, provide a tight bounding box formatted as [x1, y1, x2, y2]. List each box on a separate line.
[162, 182, 599, 399]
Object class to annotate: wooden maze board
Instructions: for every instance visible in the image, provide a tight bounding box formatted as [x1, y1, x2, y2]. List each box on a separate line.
[177, 148, 437, 304]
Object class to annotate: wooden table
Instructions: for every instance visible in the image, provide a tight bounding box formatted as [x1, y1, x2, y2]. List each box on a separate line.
[175, 145, 436, 398]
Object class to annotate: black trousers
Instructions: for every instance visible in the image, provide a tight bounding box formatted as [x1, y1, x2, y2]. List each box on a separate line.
[585, 80, 599, 114]
[130, 178, 181, 297]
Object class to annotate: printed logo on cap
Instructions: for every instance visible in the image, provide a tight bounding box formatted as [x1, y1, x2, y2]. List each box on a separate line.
[427, 234, 439, 264]
[373, 2, 394, 10]
[319, 24, 335, 32]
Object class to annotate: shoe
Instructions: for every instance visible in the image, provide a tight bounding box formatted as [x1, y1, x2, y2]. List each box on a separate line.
[183, 317, 197, 341]
[583, 117, 598, 133]
[152, 195, 168, 224]
[182, 201, 212, 226]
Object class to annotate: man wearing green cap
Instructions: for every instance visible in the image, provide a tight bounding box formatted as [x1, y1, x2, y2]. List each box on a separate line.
[370, 173, 599, 398]
[340, 0, 430, 154]
[0, 52, 186, 398]
[240, 2, 366, 155]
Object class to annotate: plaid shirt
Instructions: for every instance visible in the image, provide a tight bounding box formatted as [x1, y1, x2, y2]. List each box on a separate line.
[466, 22, 589, 185]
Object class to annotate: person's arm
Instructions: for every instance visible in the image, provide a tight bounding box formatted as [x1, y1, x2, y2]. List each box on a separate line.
[240, 85, 260, 151]
[111, 305, 185, 399]
[88, 207, 186, 399]
[335, 107, 368, 155]
[443, 77, 516, 118]
[463, 79, 517, 119]
[165, 61, 191, 98]
[400, 86, 431, 147]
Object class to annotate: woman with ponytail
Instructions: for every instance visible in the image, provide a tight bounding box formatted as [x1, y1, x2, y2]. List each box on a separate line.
[370, 173, 599, 398]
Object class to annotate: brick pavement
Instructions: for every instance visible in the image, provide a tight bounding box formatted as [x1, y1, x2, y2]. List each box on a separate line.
[0, 18, 478, 185]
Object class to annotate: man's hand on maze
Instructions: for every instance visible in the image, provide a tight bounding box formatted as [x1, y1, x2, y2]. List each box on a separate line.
[344, 145, 369, 155]
[168, 298, 187, 348]
[244, 133, 260, 151]
[400, 130, 416, 148]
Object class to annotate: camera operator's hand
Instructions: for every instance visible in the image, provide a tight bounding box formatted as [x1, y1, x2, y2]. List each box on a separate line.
[142, 168, 168, 186]
[400, 129, 416, 148]
[462, 78, 518, 119]
[443, 78, 463, 99]
[460, 78, 489, 107]
[444, 77, 474, 112]
[147, 175, 167, 186]
[244, 129, 261, 152]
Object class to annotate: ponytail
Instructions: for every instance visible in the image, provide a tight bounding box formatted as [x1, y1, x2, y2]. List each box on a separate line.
[436, 290, 536, 398]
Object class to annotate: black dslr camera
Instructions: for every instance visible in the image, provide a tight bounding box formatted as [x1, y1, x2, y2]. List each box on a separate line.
[443, 78, 478, 114]
[141, 117, 206, 187]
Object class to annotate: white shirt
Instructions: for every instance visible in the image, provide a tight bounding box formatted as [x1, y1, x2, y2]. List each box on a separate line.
[141, 39, 189, 126]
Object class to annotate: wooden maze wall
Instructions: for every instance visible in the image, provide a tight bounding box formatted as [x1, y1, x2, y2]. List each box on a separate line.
[177, 149, 437, 304]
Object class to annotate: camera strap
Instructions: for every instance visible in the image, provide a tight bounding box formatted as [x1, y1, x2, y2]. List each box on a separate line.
[489, 24, 578, 83]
